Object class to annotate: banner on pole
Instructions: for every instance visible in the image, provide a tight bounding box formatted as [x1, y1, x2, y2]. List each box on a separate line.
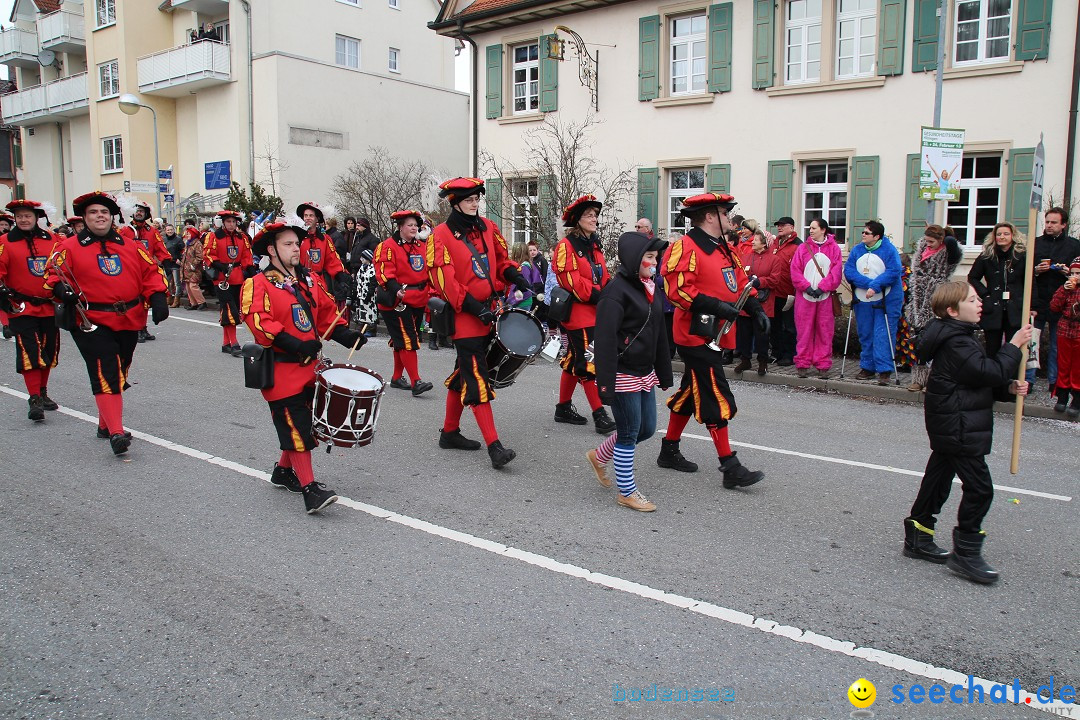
[919, 126, 965, 201]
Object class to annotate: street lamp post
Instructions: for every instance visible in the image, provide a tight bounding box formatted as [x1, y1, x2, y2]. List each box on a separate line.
[117, 93, 162, 222]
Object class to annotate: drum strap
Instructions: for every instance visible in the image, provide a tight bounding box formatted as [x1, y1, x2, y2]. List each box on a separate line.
[458, 233, 498, 303]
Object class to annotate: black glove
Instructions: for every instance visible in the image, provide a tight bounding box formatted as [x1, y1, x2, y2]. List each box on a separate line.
[331, 325, 366, 349]
[461, 294, 494, 325]
[242, 265, 259, 279]
[333, 272, 354, 303]
[0, 285, 12, 300]
[298, 339, 323, 358]
[53, 282, 78, 303]
[211, 261, 229, 274]
[150, 292, 169, 325]
[749, 276, 761, 289]
[504, 268, 530, 295]
[691, 293, 739, 322]
[384, 279, 402, 300]
[587, 288, 601, 304]
[744, 296, 770, 334]
[807, 287, 825, 299]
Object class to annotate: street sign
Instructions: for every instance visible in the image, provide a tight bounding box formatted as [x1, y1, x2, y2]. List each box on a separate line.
[128, 180, 158, 193]
[123, 181, 130, 192]
[158, 169, 172, 180]
[205, 161, 231, 190]
[164, 194, 175, 203]
[1030, 134, 1045, 210]
[159, 183, 169, 193]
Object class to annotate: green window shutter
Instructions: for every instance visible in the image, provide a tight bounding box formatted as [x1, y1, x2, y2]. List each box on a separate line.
[707, 3, 733, 93]
[911, 0, 938, 72]
[13, 141, 22, 169]
[752, 0, 775, 89]
[1015, 0, 1052, 60]
[485, 45, 503, 119]
[538, 174, 556, 244]
[706, 163, 731, 194]
[539, 34, 559, 112]
[14, 183, 25, 200]
[637, 167, 659, 228]
[902, 153, 924, 252]
[485, 177, 504, 225]
[639, 16, 660, 101]
[766, 160, 793, 224]
[848, 155, 880, 245]
[877, 0, 906, 76]
[1006, 147, 1035, 237]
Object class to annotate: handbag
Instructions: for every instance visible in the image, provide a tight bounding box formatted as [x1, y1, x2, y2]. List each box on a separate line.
[689, 311, 718, 339]
[427, 296, 455, 336]
[54, 301, 77, 331]
[242, 343, 275, 389]
[546, 285, 573, 323]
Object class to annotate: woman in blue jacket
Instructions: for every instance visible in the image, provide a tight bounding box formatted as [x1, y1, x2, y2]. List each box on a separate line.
[845, 221, 903, 384]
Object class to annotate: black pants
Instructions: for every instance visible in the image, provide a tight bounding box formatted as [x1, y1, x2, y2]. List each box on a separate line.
[446, 334, 496, 406]
[770, 296, 796, 362]
[908, 451, 994, 533]
[735, 315, 769, 361]
[70, 325, 138, 395]
[217, 285, 242, 326]
[268, 387, 316, 452]
[10, 314, 60, 373]
[382, 306, 423, 351]
[982, 323, 1018, 358]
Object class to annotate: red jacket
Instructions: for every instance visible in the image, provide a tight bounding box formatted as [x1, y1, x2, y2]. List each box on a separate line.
[241, 268, 345, 401]
[301, 229, 346, 279]
[426, 219, 515, 339]
[0, 228, 61, 318]
[1050, 284, 1080, 340]
[553, 234, 610, 330]
[374, 235, 430, 310]
[44, 230, 167, 331]
[771, 234, 802, 298]
[662, 228, 752, 350]
[736, 245, 780, 318]
[123, 222, 171, 265]
[203, 228, 254, 287]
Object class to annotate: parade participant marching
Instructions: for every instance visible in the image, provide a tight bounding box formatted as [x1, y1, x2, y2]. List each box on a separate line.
[790, 217, 843, 378]
[903, 280, 1031, 583]
[241, 219, 367, 514]
[203, 209, 255, 357]
[296, 202, 353, 304]
[66, 216, 85, 239]
[374, 209, 434, 396]
[44, 191, 169, 455]
[552, 195, 616, 434]
[0, 212, 13, 341]
[844, 221, 903, 384]
[585, 231, 672, 512]
[426, 177, 531, 469]
[0, 200, 63, 421]
[656, 193, 770, 487]
[121, 201, 171, 342]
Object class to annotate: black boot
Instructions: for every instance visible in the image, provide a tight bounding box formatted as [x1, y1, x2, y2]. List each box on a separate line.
[554, 401, 587, 425]
[270, 463, 303, 493]
[1054, 389, 1069, 413]
[143, 328, 156, 341]
[439, 428, 481, 450]
[27, 395, 45, 422]
[138, 329, 149, 343]
[902, 518, 949, 563]
[110, 432, 132, 455]
[719, 452, 763, 489]
[488, 439, 516, 469]
[39, 387, 59, 411]
[720, 349, 734, 365]
[656, 438, 698, 472]
[302, 481, 338, 514]
[946, 528, 999, 584]
[592, 407, 616, 434]
[1068, 390, 1080, 420]
[428, 332, 439, 351]
[733, 356, 752, 373]
[1, 324, 11, 339]
[439, 334, 453, 348]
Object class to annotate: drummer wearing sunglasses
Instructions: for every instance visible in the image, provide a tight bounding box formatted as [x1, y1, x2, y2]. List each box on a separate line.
[241, 219, 367, 514]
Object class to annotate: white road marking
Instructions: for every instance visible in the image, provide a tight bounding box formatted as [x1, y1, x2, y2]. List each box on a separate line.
[170, 313, 234, 328]
[674, 431, 1072, 502]
[0, 385, 1071, 715]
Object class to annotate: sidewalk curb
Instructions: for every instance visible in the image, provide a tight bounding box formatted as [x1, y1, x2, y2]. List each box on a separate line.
[670, 361, 1072, 422]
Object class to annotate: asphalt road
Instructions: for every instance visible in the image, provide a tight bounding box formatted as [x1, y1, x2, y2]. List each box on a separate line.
[1, 308, 1077, 720]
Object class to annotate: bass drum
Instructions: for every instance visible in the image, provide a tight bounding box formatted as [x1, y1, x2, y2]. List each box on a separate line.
[853, 253, 891, 302]
[486, 308, 544, 388]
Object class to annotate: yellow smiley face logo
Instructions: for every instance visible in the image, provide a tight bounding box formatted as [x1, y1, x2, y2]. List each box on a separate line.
[848, 678, 876, 708]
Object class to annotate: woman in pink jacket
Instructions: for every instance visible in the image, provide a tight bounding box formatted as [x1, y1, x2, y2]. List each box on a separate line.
[790, 218, 843, 377]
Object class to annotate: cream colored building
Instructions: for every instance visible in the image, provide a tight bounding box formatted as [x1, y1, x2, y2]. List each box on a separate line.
[2, 0, 469, 219]
[433, 0, 1077, 255]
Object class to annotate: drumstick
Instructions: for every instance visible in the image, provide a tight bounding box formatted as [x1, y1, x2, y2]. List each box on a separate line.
[320, 304, 349, 342]
[347, 324, 368, 362]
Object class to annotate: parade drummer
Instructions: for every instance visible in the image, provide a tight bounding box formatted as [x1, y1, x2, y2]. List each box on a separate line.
[296, 201, 353, 304]
[121, 201, 171, 342]
[426, 177, 531, 469]
[44, 191, 170, 455]
[657, 192, 770, 488]
[241, 219, 367, 515]
[0, 199, 63, 421]
[374, 209, 434, 396]
[203, 209, 255, 357]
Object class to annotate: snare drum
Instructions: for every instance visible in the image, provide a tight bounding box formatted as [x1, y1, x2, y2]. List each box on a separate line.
[486, 308, 544, 388]
[312, 363, 385, 448]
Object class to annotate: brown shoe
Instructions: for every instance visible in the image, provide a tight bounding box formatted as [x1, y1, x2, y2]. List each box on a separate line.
[616, 490, 656, 512]
[733, 357, 752, 373]
[877, 372, 892, 385]
[855, 369, 875, 380]
[907, 381, 922, 392]
[586, 449, 611, 488]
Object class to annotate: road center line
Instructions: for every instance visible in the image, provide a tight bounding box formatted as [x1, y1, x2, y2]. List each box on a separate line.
[170, 313, 237, 328]
[0, 385, 1070, 715]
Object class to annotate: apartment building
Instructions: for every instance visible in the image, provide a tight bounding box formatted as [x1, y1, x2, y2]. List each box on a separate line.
[432, 0, 1076, 257]
[2, 0, 469, 218]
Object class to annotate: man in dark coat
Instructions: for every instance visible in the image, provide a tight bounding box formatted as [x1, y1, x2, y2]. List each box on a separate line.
[1031, 207, 1080, 393]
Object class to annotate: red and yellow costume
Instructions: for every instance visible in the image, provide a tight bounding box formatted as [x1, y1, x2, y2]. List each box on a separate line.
[375, 210, 432, 389]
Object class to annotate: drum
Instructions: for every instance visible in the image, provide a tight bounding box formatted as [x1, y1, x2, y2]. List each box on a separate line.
[486, 308, 544, 388]
[312, 363, 385, 448]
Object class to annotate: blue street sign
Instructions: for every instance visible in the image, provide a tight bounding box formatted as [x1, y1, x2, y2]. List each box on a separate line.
[204, 161, 231, 190]
[164, 194, 175, 203]
[159, 183, 169, 193]
[158, 169, 172, 180]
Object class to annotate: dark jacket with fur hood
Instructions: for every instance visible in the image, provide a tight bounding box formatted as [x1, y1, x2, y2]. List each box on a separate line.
[904, 235, 960, 331]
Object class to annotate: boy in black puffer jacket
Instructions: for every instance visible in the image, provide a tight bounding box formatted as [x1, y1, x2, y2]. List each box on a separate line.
[904, 280, 1032, 584]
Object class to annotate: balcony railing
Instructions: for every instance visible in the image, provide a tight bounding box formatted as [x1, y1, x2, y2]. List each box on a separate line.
[137, 40, 231, 97]
[1, 72, 90, 126]
[0, 27, 39, 68]
[37, 8, 86, 53]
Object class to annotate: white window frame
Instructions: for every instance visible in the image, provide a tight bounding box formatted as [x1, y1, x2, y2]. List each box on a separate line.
[801, 161, 848, 244]
[953, 0, 1012, 66]
[835, 0, 876, 78]
[510, 178, 539, 245]
[785, 0, 823, 84]
[102, 135, 122, 174]
[667, 167, 706, 236]
[335, 35, 360, 69]
[95, 0, 116, 28]
[946, 154, 1002, 247]
[212, 20, 230, 44]
[669, 13, 708, 96]
[389, 0, 400, 8]
[511, 42, 540, 116]
[98, 60, 119, 100]
[337, 0, 361, 6]
[388, 47, 400, 73]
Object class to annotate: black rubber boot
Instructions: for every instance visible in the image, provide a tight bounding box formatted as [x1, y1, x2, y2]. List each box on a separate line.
[656, 438, 698, 472]
[428, 332, 439, 351]
[439, 429, 481, 450]
[592, 407, 616, 435]
[719, 452, 764, 489]
[487, 440, 516, 469]
[554, 401, 587, 425]
[946, 528, 999, 584]
[27, 395, 45, 422]
[902, 518, 949, 563]
[39, 387, 58, 411]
